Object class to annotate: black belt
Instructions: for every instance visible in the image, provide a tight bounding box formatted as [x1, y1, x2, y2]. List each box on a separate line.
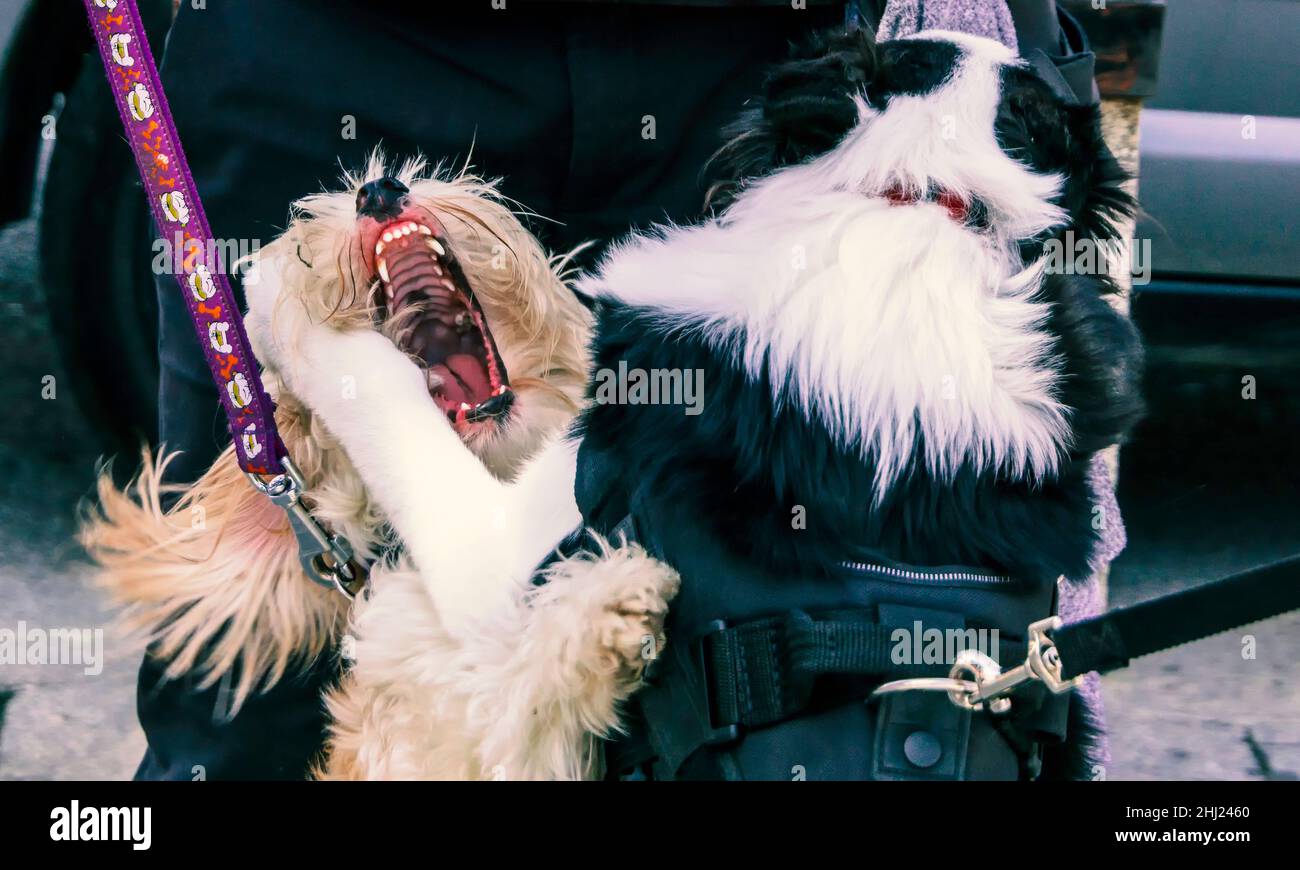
[599, 490, 1300, 777]
[605, 555, 1300, 778]
[1051, 553, 1300, 681]
[886, 555, 1300, 712]
[702, 611, 1029, 730]
[606, 609, 1066, 778]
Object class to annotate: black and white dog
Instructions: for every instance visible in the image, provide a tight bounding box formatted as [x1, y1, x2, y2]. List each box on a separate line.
[251, 28, 1143, 778]
[580, 26, 1142, 594]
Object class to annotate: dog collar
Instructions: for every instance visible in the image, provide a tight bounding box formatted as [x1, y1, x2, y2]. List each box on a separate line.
[82, 0, 364, 595]
[882, 183, 986, 228]
[83, 0, 284, 475]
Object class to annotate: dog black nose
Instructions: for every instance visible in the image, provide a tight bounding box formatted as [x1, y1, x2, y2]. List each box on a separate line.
[355, 176, 409, 220]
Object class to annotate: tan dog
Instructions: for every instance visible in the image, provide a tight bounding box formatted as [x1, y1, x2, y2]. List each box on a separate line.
[85, 156, 676, 777]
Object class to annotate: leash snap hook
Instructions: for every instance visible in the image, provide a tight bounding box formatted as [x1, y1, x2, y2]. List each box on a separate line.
[869, 652, 1012, 713]
[249, 457, 365, 598]
[870, 616, 1084, 712]
[955, 616, 1084, 712]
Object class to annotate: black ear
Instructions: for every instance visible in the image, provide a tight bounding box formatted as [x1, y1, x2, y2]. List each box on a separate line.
[758, 29, 877, 164]
[1063, 104, 1136, 243]
[996, 66, 1136, 248]
[709, 28, 876, 205]
[1043, 269, 1145, 453]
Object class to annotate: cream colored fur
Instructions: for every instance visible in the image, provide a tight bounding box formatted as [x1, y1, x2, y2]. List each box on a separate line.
[83, 154, 592, 716]
[247, 250, 683, 780]
[84, 390, 368, 709]
[319, 540, 678, 780]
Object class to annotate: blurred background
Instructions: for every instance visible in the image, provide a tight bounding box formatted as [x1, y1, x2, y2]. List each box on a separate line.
[0, 0, 1296, 779]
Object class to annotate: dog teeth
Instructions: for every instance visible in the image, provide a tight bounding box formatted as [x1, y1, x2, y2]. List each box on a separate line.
[493, 385, 508, 396]
[372, 224, 443, 283]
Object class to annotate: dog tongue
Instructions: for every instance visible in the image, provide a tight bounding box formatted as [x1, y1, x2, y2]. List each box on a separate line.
[447, 353, 491, 399]
[428, 363, 463, 405]
[430, 354, 491, 408]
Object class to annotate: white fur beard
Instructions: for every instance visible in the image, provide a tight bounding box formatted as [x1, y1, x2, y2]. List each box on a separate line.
[581, 194, 1067, 498]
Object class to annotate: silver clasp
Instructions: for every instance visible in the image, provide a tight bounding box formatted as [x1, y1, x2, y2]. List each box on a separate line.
[870, 616, 1082, 713]
[248, 456, 365, 598]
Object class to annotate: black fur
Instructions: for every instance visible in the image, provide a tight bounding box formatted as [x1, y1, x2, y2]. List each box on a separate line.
[586, 27, 1144, 587]
[995, 65, 1136, 252]
[711, 30, 963, 208]
[1040, 691, 1107, 781]
[581, 268, 1141, 585]
[583, 28, 1144, 779]
[712, 29, 1135, 247]
[708, 28, 876, 202]
[863, 38, 962, 105]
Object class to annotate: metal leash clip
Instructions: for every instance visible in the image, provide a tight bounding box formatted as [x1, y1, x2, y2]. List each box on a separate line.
[870, 616, 1083, 713]
[248, 457, 366, 598]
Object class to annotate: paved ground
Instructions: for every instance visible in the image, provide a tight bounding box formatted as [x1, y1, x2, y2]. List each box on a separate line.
[1101, 292, 1300, 780]
[0, 217, 144, 779]
[0, 214, 1297, 780]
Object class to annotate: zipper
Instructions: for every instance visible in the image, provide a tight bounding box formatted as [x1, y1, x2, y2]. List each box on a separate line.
[839, 560, 1016, 586]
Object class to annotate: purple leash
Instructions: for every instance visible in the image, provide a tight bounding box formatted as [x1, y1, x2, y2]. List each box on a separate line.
[82, 0, 363, 595]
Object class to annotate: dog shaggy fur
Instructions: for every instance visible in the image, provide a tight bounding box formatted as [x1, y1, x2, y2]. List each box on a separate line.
[83, 154, 600, 715]
[319, 539, 676, 780]
[241, 235, 680, 777]
[263, 29, 1142, 779]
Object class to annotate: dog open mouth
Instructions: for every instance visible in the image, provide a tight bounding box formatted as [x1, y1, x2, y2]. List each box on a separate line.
[367, 216, 512, 428]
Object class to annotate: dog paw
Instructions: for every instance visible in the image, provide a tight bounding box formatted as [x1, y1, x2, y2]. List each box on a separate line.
[532, 542, 680, 686]
[596, 563, 679, 679]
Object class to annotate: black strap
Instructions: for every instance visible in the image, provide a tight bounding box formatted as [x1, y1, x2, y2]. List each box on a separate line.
[706, 611, 1027, 730]
[1052, 554, 1300, 681]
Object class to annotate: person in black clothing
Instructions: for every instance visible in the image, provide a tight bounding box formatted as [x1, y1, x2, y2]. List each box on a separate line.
[141, 0, 1095, 780]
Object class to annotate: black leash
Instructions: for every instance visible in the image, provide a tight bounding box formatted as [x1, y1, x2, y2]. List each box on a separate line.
[924, 554, 1300, 711]
[698, 556, 1300, 729]
[813, 553, 1300, 714]
[602, 507, 1299, 776]
[1051, 553, 1300, 681]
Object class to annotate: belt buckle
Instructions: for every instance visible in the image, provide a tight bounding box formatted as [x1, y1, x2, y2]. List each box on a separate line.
[248, 456, 366, 598]
[698, 619, 742, 747]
